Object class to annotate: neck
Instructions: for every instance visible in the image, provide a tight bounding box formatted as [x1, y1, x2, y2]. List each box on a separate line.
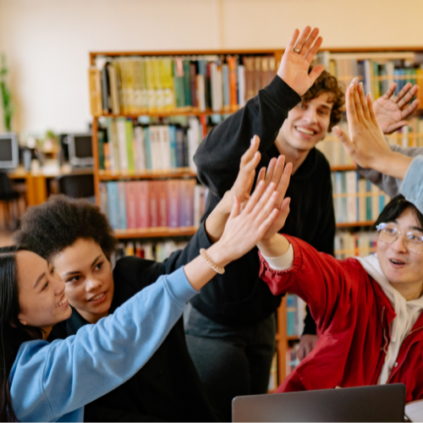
[78, 309, 109, 324]
[275, 135, 310, 174]
[390, 281, 423, 301]
[41, 325, 53, 340]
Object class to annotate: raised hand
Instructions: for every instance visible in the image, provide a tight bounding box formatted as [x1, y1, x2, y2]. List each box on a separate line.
[332, 79, 392, 169]
[277, 26, 325, 96]
[217, 181, 281, 263]
[373, 82, 419, 134]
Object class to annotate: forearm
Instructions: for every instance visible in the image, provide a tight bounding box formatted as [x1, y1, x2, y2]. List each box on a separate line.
[257, 234, 290, 258]
[204, 191, 232, 243]
[372, 151, 413, 180]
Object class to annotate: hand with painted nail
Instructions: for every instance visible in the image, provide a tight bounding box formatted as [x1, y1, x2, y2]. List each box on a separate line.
[332, 80, 412, 179]
[373, 82, 420, 134]
[277, 26, 325, 96]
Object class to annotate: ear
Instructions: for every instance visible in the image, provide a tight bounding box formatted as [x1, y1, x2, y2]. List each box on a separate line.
[17, 312, 28, 326]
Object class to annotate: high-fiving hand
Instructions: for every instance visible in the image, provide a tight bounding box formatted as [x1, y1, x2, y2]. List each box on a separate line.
[373, 82, 420, 134]
[277, 27, 325, 96]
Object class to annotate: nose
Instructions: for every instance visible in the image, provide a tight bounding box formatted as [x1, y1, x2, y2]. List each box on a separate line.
[85, 277, 103, 292]
[52, 272, 66, 296]
[303, 107, 318, 124]
[391, 233, 408, 253]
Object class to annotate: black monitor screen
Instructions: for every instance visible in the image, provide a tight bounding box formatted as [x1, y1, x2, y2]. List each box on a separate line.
[0, 138, 13, 161]
[74, 136, 93, 158]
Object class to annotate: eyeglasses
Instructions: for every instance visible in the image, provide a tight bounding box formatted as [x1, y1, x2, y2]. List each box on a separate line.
[376, 222, 423, 254]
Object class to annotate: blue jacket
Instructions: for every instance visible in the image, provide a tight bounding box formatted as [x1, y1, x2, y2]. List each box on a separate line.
[10, 267, 197, 422]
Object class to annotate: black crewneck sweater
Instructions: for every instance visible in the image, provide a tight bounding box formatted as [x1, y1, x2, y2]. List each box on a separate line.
[192, 76, 335, 328]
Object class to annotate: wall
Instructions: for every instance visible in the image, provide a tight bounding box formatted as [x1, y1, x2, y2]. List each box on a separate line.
[0, 0, 423, 135]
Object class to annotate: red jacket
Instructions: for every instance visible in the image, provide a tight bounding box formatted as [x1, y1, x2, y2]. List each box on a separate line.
[259, 236, 423, 402]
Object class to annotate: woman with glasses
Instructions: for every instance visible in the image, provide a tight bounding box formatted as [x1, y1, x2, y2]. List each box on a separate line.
[254, 79, 423, 401]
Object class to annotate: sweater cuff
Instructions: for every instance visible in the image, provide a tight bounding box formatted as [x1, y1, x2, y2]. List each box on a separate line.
[262, 76, 302, 113]
[165, 267, 199, 307]
[401, 155, 423, 214]
[261, 243, 294, 270]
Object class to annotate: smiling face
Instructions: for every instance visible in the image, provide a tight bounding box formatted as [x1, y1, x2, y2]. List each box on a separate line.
[377, 208, 423, 297]
[277, 92, 334, 154]
[17, 250, 71, 336]
[52, 238, 114, 323]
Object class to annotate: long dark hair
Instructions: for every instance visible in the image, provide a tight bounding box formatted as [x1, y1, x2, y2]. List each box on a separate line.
[0, 246, 43, 422]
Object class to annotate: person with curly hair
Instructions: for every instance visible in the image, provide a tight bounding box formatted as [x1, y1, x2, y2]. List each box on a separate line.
[186, 26, 420, 420]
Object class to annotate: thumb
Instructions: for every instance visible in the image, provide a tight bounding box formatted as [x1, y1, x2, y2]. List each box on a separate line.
[385, 120, 408, 135]
[308, 64, 325, 84]
[332, 125, 354, 154]
[229, 195, 241, 220]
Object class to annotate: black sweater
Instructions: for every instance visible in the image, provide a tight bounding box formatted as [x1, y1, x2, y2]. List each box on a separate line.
[49, 223, 219, 422]
[192, 76, 335, 328]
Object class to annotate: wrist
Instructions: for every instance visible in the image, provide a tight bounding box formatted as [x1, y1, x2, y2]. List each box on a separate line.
[257, 234, 289, 257]
[376, 152, 412, 180]
[219, 191, 234, 215]
[206, 242, 232, 269]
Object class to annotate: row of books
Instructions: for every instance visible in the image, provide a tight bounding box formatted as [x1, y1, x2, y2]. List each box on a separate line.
[98, 117, 202, 172]
[335, 230, 377, 260]
[286, 294, 306, 338]
[99, 180, 208, 231]
[323, 54, 423, 102]
[114, 240, 189, 263]
[331, 171, 390, 223]
[89, 55, 276, 116]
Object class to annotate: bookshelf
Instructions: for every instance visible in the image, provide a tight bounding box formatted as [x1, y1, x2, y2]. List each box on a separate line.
[89, 46, 423, 390]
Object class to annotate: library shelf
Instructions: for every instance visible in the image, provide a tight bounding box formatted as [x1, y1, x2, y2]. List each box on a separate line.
[98, 109, 239, 118]
[113, 226, 198, 239]
[287, 335, 299, 341]
[330, 165, 357, 171]
[336, 221, 375, 228]
[98, 169, 197, 181]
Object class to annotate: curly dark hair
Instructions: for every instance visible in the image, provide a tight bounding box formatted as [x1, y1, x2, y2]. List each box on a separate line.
[14, 195, 117, 261]
[302, 69, 345, 130]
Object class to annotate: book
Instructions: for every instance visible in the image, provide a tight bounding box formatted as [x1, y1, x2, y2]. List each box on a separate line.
[88, 67, 102, 116]
[405, 399, 423, 422]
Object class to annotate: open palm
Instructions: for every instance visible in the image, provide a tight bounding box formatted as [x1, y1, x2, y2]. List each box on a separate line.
[373, 82, 419, 134]
[278, 27, 325, 96]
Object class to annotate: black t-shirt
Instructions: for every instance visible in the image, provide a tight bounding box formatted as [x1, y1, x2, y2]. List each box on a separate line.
[49, 225, 219, 422]
[192, 76, 335, 329]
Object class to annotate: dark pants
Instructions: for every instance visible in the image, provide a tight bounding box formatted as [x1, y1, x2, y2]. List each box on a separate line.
[184, 304, 276, 422]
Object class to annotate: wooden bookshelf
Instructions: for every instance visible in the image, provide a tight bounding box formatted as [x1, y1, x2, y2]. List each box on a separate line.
[98, 169, 197, 181]
[90, 45, 423, 391]
[113, 226, 198, 239]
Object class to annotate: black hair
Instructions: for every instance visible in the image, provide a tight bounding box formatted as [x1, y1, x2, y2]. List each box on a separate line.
[375, 195, 423, 229]
[14, 195, 117, 261]
[0, 246, 43, 422]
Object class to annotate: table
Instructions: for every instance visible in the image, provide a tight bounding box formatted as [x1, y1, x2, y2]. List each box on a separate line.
[8, 166, 93, 206]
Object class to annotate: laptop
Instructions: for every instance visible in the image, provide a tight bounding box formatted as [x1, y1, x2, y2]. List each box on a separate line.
[232, 384, 406, 422]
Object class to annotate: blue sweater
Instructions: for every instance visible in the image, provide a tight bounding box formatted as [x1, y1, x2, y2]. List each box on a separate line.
[9, 267, 197, 422]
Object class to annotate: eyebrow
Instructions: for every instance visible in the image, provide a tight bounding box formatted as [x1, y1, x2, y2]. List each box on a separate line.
[63, 255, 103, 277]
[409, 226, 423, 233]
[34, 272, 46, 289]
[319, 105, 332, 110]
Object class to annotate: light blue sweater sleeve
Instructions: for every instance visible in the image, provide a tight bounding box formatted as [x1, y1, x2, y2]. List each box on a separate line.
[10, 267, 197, 422]
[401, 155, 423, 214]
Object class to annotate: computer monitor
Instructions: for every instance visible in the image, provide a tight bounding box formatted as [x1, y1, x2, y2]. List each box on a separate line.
[0, 133, 19, 170]
[67, 133, 93, 168]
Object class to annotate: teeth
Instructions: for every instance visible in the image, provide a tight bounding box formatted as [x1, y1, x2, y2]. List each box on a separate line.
[56, 296, 68, 307]
[91, 293, 105, 301]
[296, 127, 315, 135]
[391, 259, 404, 265]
